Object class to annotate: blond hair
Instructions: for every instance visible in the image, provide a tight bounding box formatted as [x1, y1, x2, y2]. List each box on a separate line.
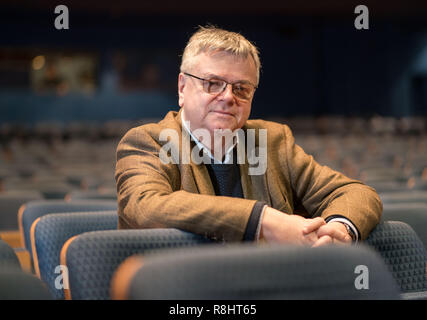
[180, 25, 261, 85]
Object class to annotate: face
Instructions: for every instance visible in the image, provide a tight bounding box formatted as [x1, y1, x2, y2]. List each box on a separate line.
[178, 51, 257, 138]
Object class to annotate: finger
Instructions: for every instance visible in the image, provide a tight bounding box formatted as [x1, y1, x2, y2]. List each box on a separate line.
[336, 233, 352, 244]
[331, 227, 351, 242]
[317, 225, 351, 243]
[311, 235, 333, 248]
[303, 217, 326, 234]
[333, 237, 352, 245]
[303, 230, 319, 245]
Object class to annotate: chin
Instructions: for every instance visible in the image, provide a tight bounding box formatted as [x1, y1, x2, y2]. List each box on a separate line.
[210, 124, 236, 133]
[212, 118, 237, 128]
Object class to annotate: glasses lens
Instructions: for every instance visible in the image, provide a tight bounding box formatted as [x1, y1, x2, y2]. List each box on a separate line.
[204, 79, 226, 94]
[201, 76, 254, 100]
[233, 83, 253, 100]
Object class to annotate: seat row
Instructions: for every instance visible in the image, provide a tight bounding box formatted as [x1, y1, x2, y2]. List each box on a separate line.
[0, 199, 426, 300]
[0, 189, 117, 250]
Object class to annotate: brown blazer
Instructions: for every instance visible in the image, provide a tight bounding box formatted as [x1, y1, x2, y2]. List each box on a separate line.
[115, 109, 382, 241]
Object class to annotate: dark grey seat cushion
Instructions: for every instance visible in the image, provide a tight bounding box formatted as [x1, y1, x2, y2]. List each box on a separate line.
[126, 243, 400, 300]
[365, 221, 427, 292]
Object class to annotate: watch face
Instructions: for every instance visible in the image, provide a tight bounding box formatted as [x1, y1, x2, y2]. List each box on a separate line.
[343, 223, 356, 241]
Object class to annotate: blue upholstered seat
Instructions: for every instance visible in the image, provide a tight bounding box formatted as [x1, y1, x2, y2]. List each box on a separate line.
[0, 267, 52, 300]
[111, 243, 400, 300]
[65, 190, 117, 201]
[19, 199, 117, 260]
[61, 228, 212, 300]
[0, 191, 43, 231]
[381, 203, 427, 250]
[0, 238, 21, 269]
[31, 210, 118, 299]
[0, 238, 52, 299]
[364, 220, 427, 296]
[380, 191, 427, 205]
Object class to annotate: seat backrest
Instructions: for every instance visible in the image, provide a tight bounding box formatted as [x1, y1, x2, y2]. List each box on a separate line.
[0, 238, 21, 269]
[369, 181, 408, 193]
[381, 203, 427, 249]
[65, 190, 117, 201]
[61, 229, 212, 300]
[111, 243, 400, 300]
[31, 211, 118, 299]
[0, 267, 52, 300]
[0, 191, 44, 231]
[380, 191, 427, 205]
[365, 220, 427, 292]
[18, 199, 117, 259]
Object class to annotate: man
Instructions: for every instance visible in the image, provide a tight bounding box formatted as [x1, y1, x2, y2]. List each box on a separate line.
[115, 26, 382, 246]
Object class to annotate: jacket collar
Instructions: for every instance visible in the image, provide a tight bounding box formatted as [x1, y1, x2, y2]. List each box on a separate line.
[170, 109, 271, 205]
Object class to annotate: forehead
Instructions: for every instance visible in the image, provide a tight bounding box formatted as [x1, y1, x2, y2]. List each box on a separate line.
[191, 51, 257, 84]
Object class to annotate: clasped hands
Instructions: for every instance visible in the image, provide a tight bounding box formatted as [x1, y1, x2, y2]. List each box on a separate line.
[260, 207, 352, 247]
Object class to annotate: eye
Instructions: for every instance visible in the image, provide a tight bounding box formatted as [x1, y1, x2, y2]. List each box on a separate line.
[233, 84, 251, 96]
[206, 80, 224, 93]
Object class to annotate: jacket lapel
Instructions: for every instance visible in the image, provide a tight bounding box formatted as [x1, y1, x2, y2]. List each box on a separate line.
[174, 110, 270, 201]
[174, 109, 216, 196]
[239, 155, 272, 206]
[190, 162, 216, 195]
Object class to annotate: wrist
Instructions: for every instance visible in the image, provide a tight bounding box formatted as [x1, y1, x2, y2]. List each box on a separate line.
[326, 217, 359, 242]
[335, 221, 356, 242]
[260, 207, 285, 240]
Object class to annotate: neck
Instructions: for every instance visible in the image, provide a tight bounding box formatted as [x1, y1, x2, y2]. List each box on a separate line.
[181, 111, 236, 162]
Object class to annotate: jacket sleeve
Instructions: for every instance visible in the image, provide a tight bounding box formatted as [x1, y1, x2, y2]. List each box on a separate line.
[115, 126, 258, 242]
[280, 124, 382, 240]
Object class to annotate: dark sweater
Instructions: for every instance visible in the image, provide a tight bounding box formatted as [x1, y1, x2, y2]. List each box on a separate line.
[205, 155, 265, 241]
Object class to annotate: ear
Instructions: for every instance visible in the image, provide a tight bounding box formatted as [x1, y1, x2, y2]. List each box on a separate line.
[178, 73, 186, 107]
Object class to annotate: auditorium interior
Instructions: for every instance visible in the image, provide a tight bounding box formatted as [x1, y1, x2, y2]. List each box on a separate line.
[1, 1, 427, 302]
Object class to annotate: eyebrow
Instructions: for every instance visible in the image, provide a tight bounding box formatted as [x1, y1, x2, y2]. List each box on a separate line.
[202, 72, 254, 85]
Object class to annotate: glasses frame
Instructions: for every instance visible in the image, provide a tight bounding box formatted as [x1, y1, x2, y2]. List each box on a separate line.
[183, 72, 257, 101]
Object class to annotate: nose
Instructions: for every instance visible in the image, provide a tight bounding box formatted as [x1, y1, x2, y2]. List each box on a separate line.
[218, 83, 235, 103]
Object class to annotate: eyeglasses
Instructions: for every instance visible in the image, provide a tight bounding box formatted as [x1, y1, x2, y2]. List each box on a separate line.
[183, 72, 257, 101]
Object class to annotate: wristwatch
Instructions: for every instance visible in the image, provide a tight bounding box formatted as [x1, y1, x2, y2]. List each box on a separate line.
[342, 223, 357, 242]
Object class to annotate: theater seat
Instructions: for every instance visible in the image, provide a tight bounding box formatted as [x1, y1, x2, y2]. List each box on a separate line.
[0, 190, 44, 247]
[65, 190, 117, 201]
[0, 238, 21, 269]
[381, 203, 427, 249]
[364, 221, 427, 297]
[18, 199, 117, 261]
[380, 191, 427, 205]
[0, 268, 52, 300]
[30, 211, 118, 299]
[0, 238, 52, 300]
[60, 228, 212, 300]
[111, 244, 400, 300]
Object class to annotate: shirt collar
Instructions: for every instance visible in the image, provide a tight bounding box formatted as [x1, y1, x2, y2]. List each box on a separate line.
[181, 111, 238, 164]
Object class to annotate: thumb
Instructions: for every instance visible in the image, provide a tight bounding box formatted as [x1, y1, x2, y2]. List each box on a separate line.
[303, 217, 326, 234]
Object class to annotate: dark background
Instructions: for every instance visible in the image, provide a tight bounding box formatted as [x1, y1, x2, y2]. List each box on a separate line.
[1, 0, 427, 125]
